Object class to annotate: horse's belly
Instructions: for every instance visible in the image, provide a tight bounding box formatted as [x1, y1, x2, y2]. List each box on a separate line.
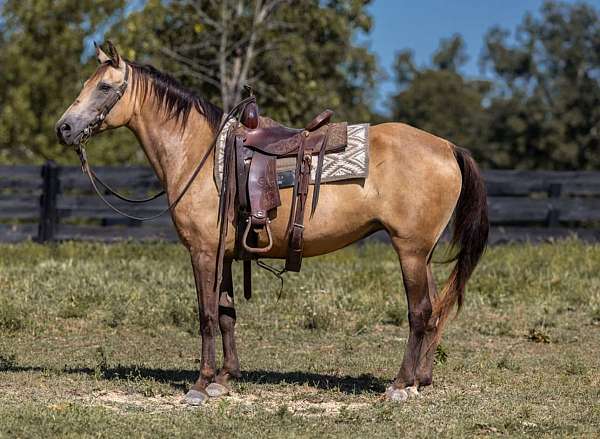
[256, 179, 380, 258]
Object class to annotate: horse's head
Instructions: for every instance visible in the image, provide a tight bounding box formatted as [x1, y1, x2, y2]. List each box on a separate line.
[56, 42, 132, 146]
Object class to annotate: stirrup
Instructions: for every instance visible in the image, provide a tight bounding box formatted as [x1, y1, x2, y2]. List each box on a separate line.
[242, 219, 273, 254]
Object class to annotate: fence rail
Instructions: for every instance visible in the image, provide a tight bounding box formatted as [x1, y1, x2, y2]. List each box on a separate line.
[1, 161, 600, 243]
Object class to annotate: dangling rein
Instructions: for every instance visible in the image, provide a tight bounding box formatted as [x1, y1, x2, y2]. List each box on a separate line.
[73, 69, 255, 221]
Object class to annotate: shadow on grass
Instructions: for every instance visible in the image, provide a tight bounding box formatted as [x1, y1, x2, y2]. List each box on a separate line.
[239, 370, 386, 394]
[1, 364, 386, 394]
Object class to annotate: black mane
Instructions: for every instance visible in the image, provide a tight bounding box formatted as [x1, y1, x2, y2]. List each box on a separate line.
[128, 61, 223, 132]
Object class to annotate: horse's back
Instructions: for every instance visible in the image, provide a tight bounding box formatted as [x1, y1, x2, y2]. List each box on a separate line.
[369, 122, 459, 172]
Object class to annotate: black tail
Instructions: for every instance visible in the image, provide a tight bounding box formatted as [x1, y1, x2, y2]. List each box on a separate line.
[433, 146, 489, 329]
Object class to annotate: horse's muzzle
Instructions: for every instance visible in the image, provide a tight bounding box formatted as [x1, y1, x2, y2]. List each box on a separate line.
[55, 115, 89, 146]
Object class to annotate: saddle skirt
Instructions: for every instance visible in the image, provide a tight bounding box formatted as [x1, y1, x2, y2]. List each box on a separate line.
[214, 119, 370, 192]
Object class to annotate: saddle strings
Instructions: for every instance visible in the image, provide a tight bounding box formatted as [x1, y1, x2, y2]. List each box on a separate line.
[256, 260, 287, 301]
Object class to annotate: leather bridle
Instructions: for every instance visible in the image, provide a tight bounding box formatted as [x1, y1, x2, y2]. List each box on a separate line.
[76, 63, 130, 146]
[74, 67, 255, 221]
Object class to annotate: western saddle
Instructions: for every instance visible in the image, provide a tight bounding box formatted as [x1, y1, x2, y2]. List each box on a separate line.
[217, 95, 347, 298]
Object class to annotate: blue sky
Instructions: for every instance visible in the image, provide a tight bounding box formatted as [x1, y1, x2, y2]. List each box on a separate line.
[367, 0, 600, 111]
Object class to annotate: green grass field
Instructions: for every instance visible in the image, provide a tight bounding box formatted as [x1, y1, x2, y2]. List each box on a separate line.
[0, 240, 599, 438]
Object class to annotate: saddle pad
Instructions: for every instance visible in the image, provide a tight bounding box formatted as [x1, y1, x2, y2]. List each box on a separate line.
[214, 120, 369, 192]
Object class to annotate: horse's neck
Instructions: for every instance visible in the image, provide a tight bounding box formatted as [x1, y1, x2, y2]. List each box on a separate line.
[126, 105, 214, 194]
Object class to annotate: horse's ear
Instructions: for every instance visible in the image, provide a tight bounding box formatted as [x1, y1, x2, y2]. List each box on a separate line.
[95, 41, 111, 65]
[106, 40, 122, 68]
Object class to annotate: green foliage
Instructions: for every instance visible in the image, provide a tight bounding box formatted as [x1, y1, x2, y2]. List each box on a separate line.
[481, 1, 600, 169]
[254, 0, 377, 125]
[0, 0, 141, 165]
[390, 35, 492, 153]
[434, 344, 448, 365]
[0, 0, 377, 164]
[2, 0, 600, 170]
[114, 0, 377, 125]
[391, 1, 600, 170]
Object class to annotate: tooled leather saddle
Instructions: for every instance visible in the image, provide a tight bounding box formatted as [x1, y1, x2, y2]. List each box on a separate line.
[217, 95, 347, 299]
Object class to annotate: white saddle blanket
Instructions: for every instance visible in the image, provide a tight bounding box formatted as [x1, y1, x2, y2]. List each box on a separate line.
[214, 120, 370, 191]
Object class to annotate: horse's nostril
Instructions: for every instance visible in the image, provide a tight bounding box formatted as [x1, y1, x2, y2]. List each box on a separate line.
[56, 121, 72, 144]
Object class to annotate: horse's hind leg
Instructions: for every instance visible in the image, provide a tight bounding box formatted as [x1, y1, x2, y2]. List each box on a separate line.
[386, 240, 438, 401]
[414, 264, 439, 387]
[208, 260, 241, 397]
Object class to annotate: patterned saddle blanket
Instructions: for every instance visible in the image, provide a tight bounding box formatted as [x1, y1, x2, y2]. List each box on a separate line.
[214, 120, 370, 191]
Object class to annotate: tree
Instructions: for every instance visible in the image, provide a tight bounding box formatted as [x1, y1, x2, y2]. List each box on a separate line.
[482, 0, 600, 169]
[0, 0, 138, 164]
[0, 0, 377, 164]
[113, 0, 377, 125]
[389, 35, 491, 158]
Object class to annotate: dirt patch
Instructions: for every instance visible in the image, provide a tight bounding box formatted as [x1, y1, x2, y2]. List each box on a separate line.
[78, 388, 370, 416]
[228, 389, 370, 416]
[79, 391, 182, 413]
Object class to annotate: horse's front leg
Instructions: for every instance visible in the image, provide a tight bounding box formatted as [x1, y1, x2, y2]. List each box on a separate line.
[207, 260, 240, 398]
[183, 250, 219, 406]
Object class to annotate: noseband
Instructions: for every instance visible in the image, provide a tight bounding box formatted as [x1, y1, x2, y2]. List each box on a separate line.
[77, 63, 130, 146]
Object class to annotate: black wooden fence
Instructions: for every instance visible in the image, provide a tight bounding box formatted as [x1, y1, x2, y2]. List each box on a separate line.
[2, 161, 600, 243]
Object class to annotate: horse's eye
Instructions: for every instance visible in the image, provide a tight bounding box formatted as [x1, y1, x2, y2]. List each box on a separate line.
[98, 83, 112, 93]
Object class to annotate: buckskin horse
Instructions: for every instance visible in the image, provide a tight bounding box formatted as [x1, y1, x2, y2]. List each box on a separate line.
[55, 42, 488, 405]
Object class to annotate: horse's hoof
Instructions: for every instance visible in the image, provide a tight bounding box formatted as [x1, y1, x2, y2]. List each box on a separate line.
[182, 389, 209, 406]
[206, 382, 230, 398]
[406, 385, 419, 398]
[385, 385, 408, 402]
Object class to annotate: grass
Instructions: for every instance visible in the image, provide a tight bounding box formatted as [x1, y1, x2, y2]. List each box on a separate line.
[0, 239, 599, 437]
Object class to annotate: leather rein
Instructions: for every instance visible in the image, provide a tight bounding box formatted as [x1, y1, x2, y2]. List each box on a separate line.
[74, 63, 255, 221]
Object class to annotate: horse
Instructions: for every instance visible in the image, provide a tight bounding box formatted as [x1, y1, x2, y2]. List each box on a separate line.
[55, 42, 489, 405]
